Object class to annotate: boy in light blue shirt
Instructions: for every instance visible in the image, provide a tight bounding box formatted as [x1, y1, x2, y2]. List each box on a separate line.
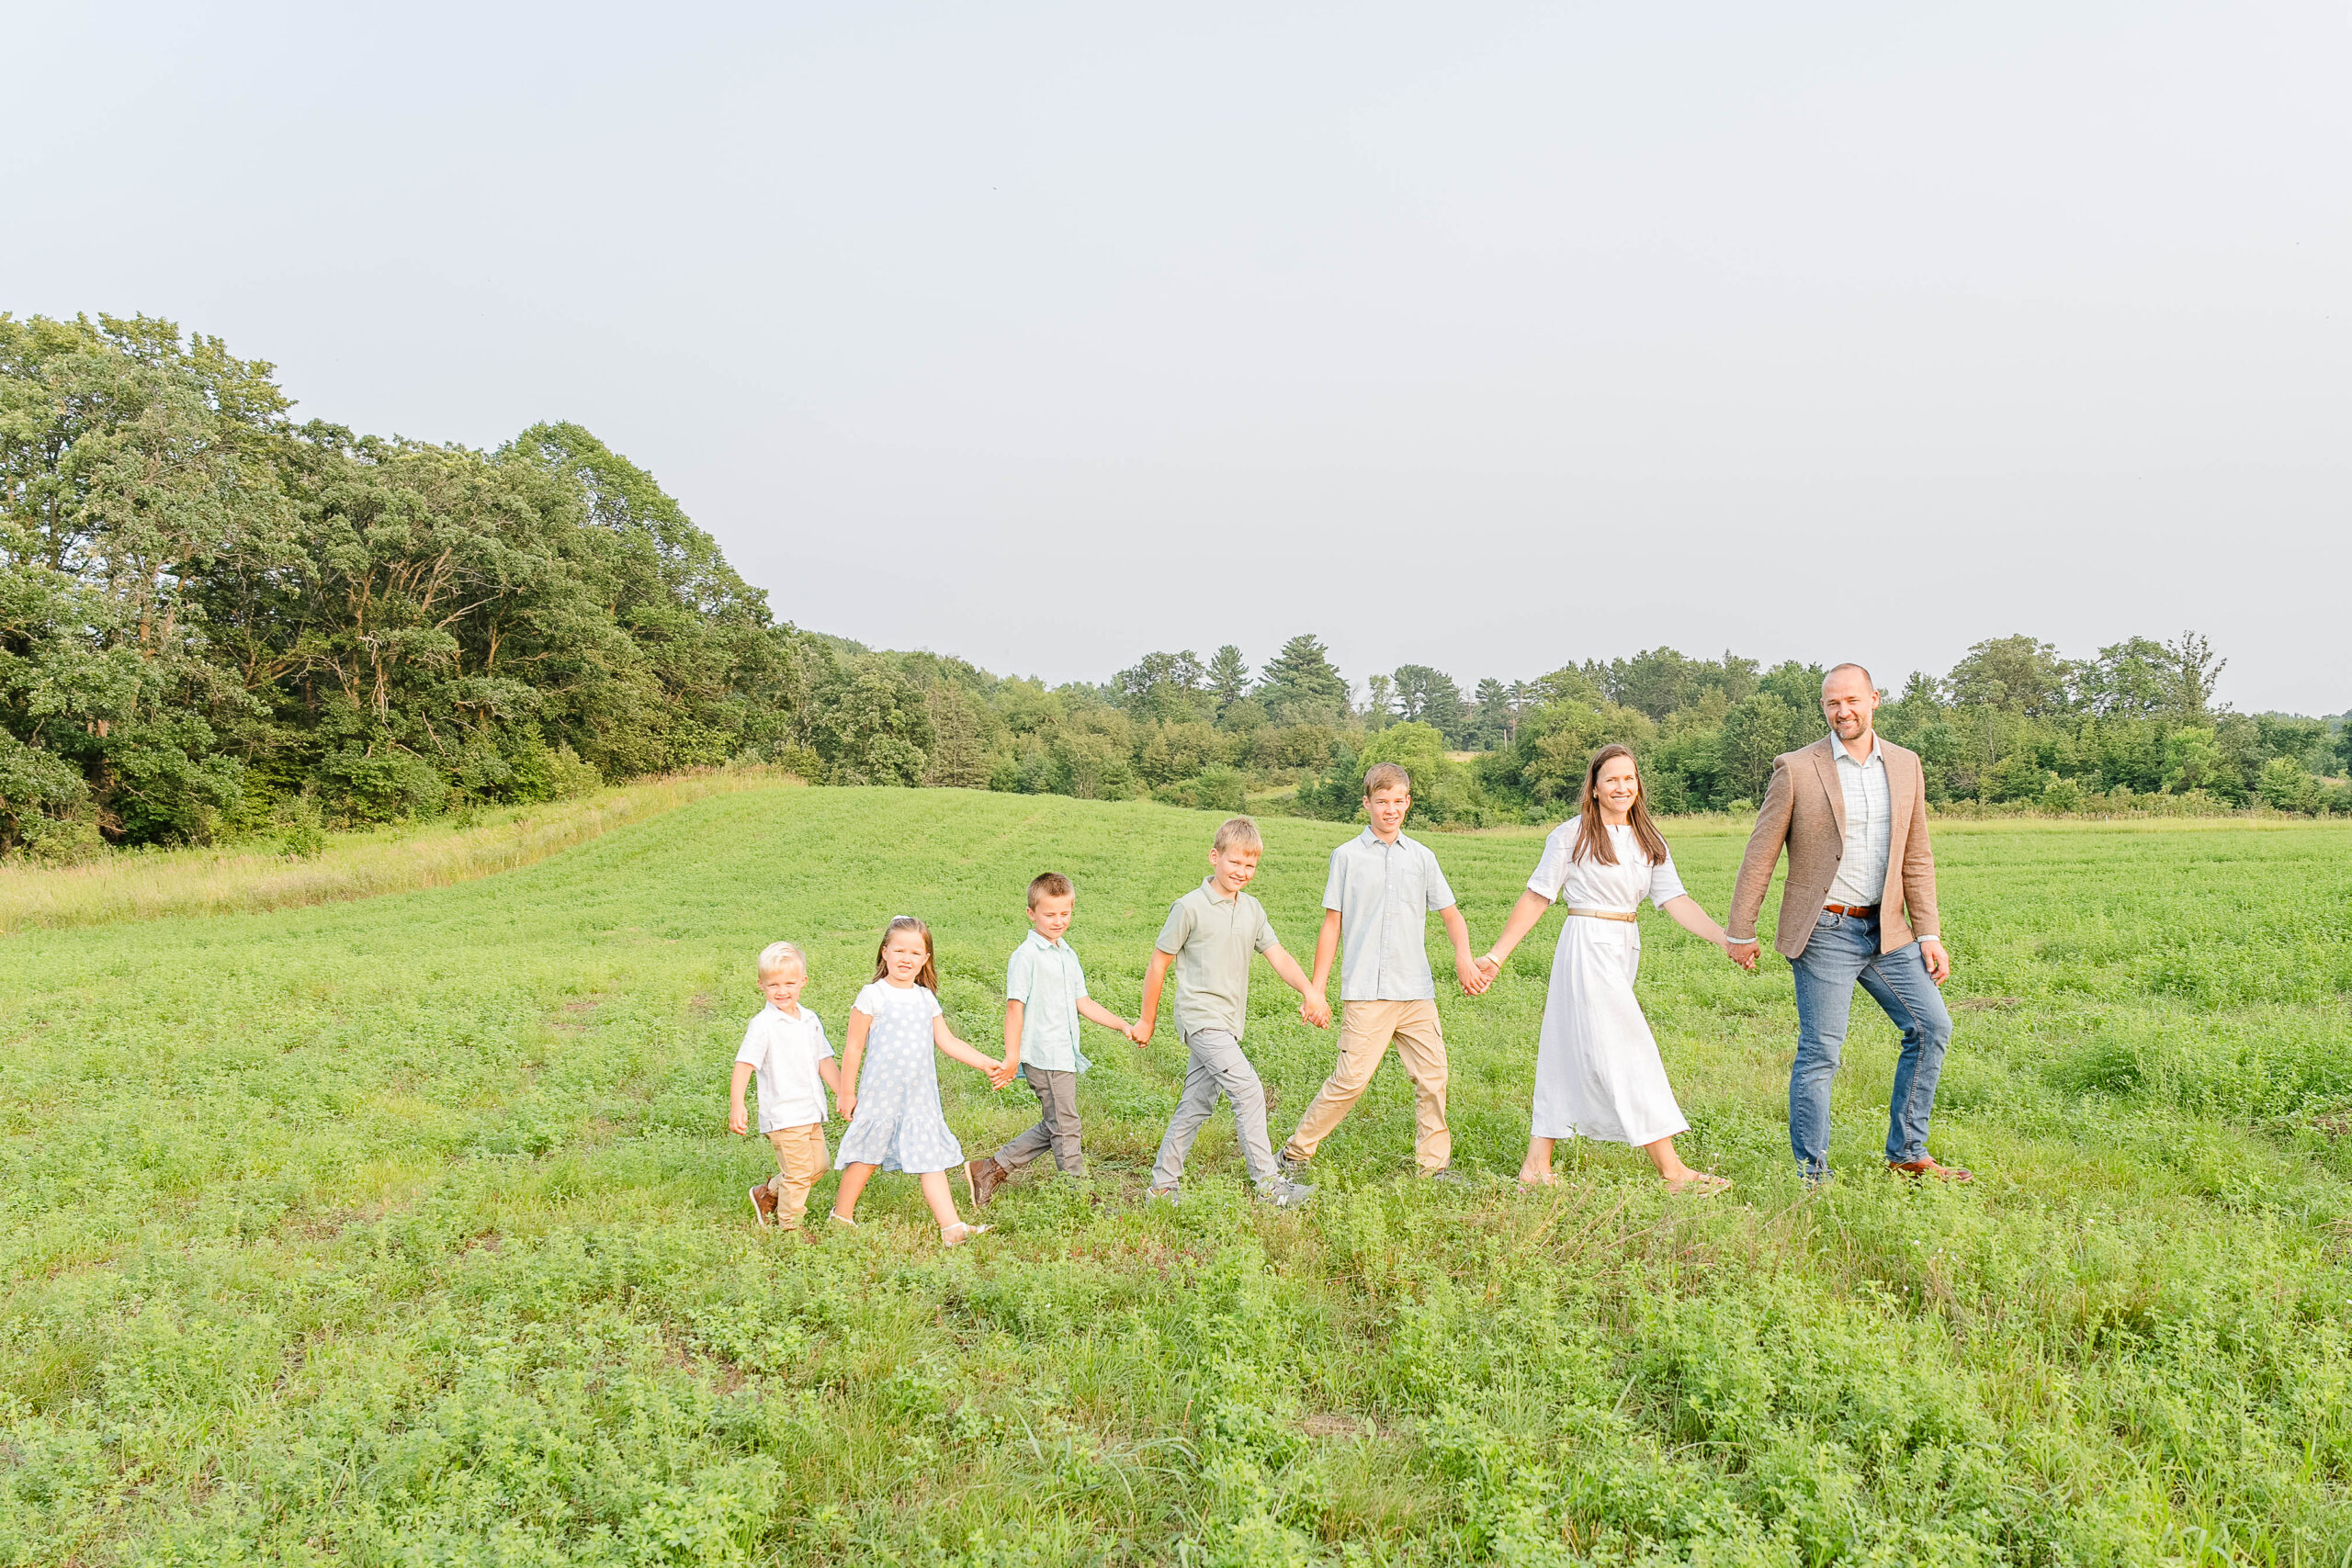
[964, 872, 1136, 1207]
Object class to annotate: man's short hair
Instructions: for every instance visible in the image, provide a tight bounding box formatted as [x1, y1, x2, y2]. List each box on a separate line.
[1212, 816, 1263, 854]
[1363, 761, 1411, 796]
[1823, 661, 1876, 693]
[1027, 871, 1074, 908]
[756, 940, 807, 977]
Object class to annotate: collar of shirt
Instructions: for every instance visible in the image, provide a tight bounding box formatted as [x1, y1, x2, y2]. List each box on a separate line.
[1833, 734, 1884, 770]
[1199, 876, 1240, 905]
[1355, 827, 1413, 852]
[1022, 930, 1069, 954]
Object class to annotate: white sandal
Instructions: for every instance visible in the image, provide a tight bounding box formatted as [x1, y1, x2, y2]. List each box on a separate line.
[940, 1222, 991, 1247]
[829, 1211, 859, 1228]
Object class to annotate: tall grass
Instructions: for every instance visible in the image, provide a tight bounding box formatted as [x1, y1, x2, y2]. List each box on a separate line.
[0, 766, 800, 935]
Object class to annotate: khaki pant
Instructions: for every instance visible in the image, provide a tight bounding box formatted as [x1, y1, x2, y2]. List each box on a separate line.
[996, 1065, 1084, 1176]
[1283, 999, 1450, 1171]
[763, 1123, 830, 1231]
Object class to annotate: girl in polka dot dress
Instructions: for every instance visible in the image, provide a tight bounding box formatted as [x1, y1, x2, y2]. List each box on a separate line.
[831, 917, 1012, 1245]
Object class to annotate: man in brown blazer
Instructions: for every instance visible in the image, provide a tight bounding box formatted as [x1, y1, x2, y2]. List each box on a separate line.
[1728, 663, 1970, 1185]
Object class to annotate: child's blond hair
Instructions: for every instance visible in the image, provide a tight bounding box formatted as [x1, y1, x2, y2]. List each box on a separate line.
[757, 941, 808, 978]
[1212, 816, 1262, 853]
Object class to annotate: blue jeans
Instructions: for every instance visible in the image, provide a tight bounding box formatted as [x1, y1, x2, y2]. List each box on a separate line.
[1788, 909, 1953, 1175]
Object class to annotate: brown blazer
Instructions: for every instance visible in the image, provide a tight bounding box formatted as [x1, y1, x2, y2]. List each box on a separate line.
[1729, 734, 1942, 959]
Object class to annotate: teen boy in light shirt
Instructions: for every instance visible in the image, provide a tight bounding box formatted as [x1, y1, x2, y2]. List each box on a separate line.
[1132, 816, 1325, 1209]
[1280, 763, 1490, 1183]
[963, 872, 1136, 1208]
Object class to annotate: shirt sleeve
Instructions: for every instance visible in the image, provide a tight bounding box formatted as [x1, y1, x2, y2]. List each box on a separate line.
[1251, 901, 1278, 953]
[1322, 847, 1347, 913]
[1155, 899, 1192, 955]
[1648, 848, 1688, 908]
[733, 1015, 767, 1068]
[808, 1016, 834, 1060]
[1005, 945, 1035, 1005]
[850, 983, 880, 1016]
[921, 987, 944, 1020]
[1068, 949, 1089, 998]
[1527, 823, 1572, 902]
[1421, 844, 1456, 912]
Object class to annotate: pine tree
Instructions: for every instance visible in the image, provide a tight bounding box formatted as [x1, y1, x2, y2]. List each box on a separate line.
[1256, 634, 1349, 720]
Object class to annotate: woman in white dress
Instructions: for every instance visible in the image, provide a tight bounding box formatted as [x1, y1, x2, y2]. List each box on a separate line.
[1478, 745, 1736, 1195]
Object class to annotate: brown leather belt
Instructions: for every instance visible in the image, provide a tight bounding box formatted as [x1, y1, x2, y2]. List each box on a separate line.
[1564, 907, 1637, 923]
[1823, 902, 1880, 919]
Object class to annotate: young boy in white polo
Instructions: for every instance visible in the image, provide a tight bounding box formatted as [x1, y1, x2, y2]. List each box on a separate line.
[728, 941, 843, 1231]
[963, 872, 1136, 1207]
[1132, 816, 1325, 1210]
[1279, 762, 1490, 1181]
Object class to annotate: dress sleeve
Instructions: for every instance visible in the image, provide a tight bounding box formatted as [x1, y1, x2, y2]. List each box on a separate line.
[1155, 899, 1191, 955]
[850, 983, 880, 1016]
[1526, 821, 1574, 902]
[921, 987, 944, 1020]
[733, 1015, 767, 1068]
[1648, 847, 1688, 908]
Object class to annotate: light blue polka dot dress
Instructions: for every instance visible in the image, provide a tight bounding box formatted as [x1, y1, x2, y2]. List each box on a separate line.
[834, 981, 967, 1175]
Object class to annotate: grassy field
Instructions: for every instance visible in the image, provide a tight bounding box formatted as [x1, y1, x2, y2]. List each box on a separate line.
[2, 787, 2348, 1566]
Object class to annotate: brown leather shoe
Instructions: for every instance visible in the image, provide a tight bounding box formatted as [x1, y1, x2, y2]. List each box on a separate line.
[1888, 1157, 1973, 1183]
[966, 1156, 1008, 1208]
[748, 1183, 779, 1226]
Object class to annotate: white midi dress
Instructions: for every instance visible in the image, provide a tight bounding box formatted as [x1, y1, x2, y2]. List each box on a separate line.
[1526, 818, 1691, 1148]
[834, 982, 967, 1175]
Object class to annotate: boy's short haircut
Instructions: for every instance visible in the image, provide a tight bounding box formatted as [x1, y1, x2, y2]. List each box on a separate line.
[1027, 871, 1074, 908]
[1363, 761, 1411, 796]
[1212, 816, 1262, 854]
[757, 941, 807, 977]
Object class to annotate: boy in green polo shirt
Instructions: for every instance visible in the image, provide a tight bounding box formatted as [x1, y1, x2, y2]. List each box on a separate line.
[964, 872, 1136, 1208]
[1131, 817, 1325, 1209]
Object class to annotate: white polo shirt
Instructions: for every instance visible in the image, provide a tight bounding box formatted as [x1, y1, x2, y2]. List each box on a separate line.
[734, 1003, 833, 1133]
[1322, 828, 1457, 1001]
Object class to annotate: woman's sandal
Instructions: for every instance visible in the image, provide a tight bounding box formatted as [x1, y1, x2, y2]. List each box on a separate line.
[829, 1211, 859, 1228]
[1514, 1172, 1560, 1192]
[1664, 1172, 1733, 1197]
[940, 1222, 991, 1247]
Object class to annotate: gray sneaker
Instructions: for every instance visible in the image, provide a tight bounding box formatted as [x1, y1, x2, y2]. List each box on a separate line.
[1420, 1166, 1470, 1187]
[1277, 1152, 1311, 1180]
[1260, 1179, 1317, 1211]
[1147, 1184, 1182, 1206]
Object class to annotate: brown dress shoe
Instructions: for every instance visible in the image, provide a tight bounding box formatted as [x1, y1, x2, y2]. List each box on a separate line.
[1888, 1157, 1973, 1183]
[966, 1156, 1008, 1208]
[748, 1183, 780, 1226]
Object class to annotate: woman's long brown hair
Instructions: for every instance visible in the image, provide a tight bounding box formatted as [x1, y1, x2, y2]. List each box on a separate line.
[872, 915, 942, 993]
[1569, 744, 1672, 868]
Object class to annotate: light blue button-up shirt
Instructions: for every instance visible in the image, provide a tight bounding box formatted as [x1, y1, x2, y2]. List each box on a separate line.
[1323, 828, 1457, 1001]
[1006, 929, 1092, 1073]
[1826, 737, 1892, 908]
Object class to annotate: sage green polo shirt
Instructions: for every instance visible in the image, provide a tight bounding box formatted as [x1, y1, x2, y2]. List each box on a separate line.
[1155, 876, 1279, 1041]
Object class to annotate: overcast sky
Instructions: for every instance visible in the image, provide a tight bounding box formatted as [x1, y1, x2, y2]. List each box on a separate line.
[9, 2, 2347, 711]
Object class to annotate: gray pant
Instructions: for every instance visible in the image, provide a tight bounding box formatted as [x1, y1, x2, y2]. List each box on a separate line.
[1149, 1028, 1279, 1191]
[995, 1066, 1084, 1175]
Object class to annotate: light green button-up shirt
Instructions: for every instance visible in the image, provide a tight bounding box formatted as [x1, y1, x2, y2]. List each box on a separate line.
[1007, 929, 1091, 1074]
[1155, 877, 1279, 1042]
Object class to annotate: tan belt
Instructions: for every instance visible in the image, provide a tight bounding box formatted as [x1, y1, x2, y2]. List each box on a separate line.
[1822, 902, 1880, 919]
[1564, 907, 1637, 923]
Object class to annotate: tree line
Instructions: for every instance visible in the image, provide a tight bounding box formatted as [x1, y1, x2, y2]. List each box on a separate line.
[4, 314, 2344, 857]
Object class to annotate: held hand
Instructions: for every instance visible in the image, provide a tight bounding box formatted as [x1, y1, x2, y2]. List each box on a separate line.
[1921, 940, 1951, 986]
[1727, 939, 1760, 973]
[986, 1057, 1016, 1090]
[1456, 958, 1492, 997]
[834, 1090, 856, 1122]
[728, 1103, 748, 1137]
[1300, 995, 1333, 1029]
[1128, 1022, 1153, 1047]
